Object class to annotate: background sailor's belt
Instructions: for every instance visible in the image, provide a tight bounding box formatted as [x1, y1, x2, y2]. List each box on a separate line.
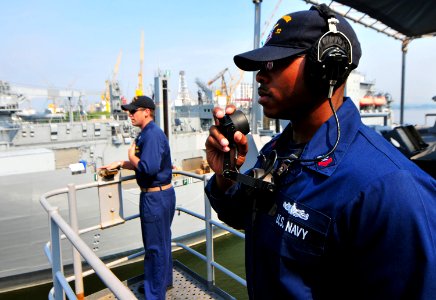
[140, 183, 172, 193]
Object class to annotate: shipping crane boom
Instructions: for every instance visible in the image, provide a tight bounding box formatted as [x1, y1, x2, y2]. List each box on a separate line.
[208, 68, 230, 101]
[136, 30, 144, 96]
[207, 68, 228, 86]
[102, 49, 122, 112]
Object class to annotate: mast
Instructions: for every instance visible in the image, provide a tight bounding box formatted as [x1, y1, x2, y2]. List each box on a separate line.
[400, 39, 410, 125]
[251, 0, 262, 134]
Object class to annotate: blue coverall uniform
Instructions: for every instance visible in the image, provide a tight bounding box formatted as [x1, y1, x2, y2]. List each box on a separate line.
[206, 98, 436, 299]
[135, 121, 175, 300]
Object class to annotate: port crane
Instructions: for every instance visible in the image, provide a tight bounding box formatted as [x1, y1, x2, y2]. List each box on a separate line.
[195, 78, 213, 103]
[207, 68, 229, 99]
[102, 50, 122, 112]
[136, 30, 144, 96]
[207, 68, 245, 105]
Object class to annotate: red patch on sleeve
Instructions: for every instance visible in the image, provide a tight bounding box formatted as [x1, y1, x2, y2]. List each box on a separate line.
[317, 157, 333, 167]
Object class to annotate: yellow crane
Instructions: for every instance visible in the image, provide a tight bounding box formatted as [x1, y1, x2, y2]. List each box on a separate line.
[208, 68, 229, 99]
[227, 68, 245, 101]
[102, 49, 122, 112]
[208, 68, 245, 105]
[135, 30, 144, 96]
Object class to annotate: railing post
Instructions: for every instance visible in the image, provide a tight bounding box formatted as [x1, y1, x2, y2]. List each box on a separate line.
[203, 175, 215, 287]
[50, 208, 65, 300]
[68, 183, 84, 300]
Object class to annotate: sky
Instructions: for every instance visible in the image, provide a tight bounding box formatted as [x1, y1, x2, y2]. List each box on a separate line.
[1, 0, 435, 112]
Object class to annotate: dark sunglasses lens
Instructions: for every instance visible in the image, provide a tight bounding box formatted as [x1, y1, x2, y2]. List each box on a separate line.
[129, 109, 137, 114]
[263, 55, 303, 71]
[264, 61, 274, 70]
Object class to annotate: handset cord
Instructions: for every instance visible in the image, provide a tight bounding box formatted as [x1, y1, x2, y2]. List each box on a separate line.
[278, 96, 341, 163]
[222, 97, 340, 193]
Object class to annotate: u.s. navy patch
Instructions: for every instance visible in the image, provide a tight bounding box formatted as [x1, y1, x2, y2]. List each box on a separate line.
[276, 201, 331, 261]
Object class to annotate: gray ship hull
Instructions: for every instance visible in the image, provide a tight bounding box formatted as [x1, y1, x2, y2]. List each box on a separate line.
[0, 118, 220, 292]
[0, 155, 217, 292]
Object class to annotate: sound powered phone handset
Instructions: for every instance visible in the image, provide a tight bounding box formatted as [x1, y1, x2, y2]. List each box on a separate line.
[218, 110, 276, 193]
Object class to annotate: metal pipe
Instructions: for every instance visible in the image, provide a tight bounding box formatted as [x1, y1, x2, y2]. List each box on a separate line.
[209, 219, 245, 239]
[48, 209, 136, 299]
[211, 261, 247, 286]
[177, 206, 207, 221]
[204, 174, 215, 286]
[68, 184, 84, 300]
[65, 250, 146, 282]
[173, 241, 247, 287]
[49, 207, 65, 300]
[251, 0, 262, 134]
[56, 271, 77, 299]
[172, 169, 209, 180]
[400, 39, 410, 125]
[162, 77, 170, 138]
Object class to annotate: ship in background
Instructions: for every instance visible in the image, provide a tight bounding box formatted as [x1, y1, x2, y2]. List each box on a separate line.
[0, 70, 220, 292]
[346, 70, 394, 127]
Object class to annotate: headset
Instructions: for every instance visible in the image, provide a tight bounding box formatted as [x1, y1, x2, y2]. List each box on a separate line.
[305, 4, 353, 99]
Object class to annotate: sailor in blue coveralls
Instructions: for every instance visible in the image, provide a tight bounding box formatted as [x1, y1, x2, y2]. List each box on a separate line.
[205, 5, 436, 300]
[101, 95, 175, 299]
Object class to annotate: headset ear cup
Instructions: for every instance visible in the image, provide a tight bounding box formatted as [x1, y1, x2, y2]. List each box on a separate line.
[305, 33, 352, 93]
[320, 34, 351, 85]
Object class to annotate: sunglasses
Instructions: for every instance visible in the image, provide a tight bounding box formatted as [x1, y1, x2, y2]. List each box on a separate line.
[128, 108, 146, 115]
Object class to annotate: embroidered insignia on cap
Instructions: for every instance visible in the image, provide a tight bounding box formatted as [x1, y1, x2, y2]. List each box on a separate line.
[283, 202, 309, 220]
[269, 23, 279, 35]
[282, 15, 292, 23]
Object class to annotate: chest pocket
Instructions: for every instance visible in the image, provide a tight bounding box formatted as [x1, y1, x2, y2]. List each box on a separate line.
[278, 201, 331, 267]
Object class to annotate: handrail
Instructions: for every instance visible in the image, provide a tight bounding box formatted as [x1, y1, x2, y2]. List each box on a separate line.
[424, 113, 436, 126]
[40, 170, 246, 299]
[360, 111, 390, 126]
[41, 195, 137, 299]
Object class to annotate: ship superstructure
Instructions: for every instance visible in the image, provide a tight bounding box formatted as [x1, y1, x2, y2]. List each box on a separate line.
[0, 73, 216, 292]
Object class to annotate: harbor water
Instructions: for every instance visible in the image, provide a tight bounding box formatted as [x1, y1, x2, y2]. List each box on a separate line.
[0, 233, 247, 300]
[392, 105, 436, 126]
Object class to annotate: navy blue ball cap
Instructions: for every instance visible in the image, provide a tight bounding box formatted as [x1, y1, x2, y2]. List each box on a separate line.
[121, 95, 155, 111]
[234, 5, 361, 71]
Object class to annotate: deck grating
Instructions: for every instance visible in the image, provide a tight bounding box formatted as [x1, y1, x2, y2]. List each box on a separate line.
[86, 262, 229, 300]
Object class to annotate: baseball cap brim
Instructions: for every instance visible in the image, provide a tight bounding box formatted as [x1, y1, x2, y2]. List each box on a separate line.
[234, 46, 307, 71]
[121, 103, 138, 111]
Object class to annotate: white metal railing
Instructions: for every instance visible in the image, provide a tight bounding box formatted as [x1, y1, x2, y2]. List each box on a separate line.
[424, 113, 436, 126]
[40, 170, 246, 300]
[360, 111, 391, 126]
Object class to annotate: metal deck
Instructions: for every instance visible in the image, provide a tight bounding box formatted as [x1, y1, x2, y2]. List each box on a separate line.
[40, 172, 244, 300]
[86, 262, 231, 300]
